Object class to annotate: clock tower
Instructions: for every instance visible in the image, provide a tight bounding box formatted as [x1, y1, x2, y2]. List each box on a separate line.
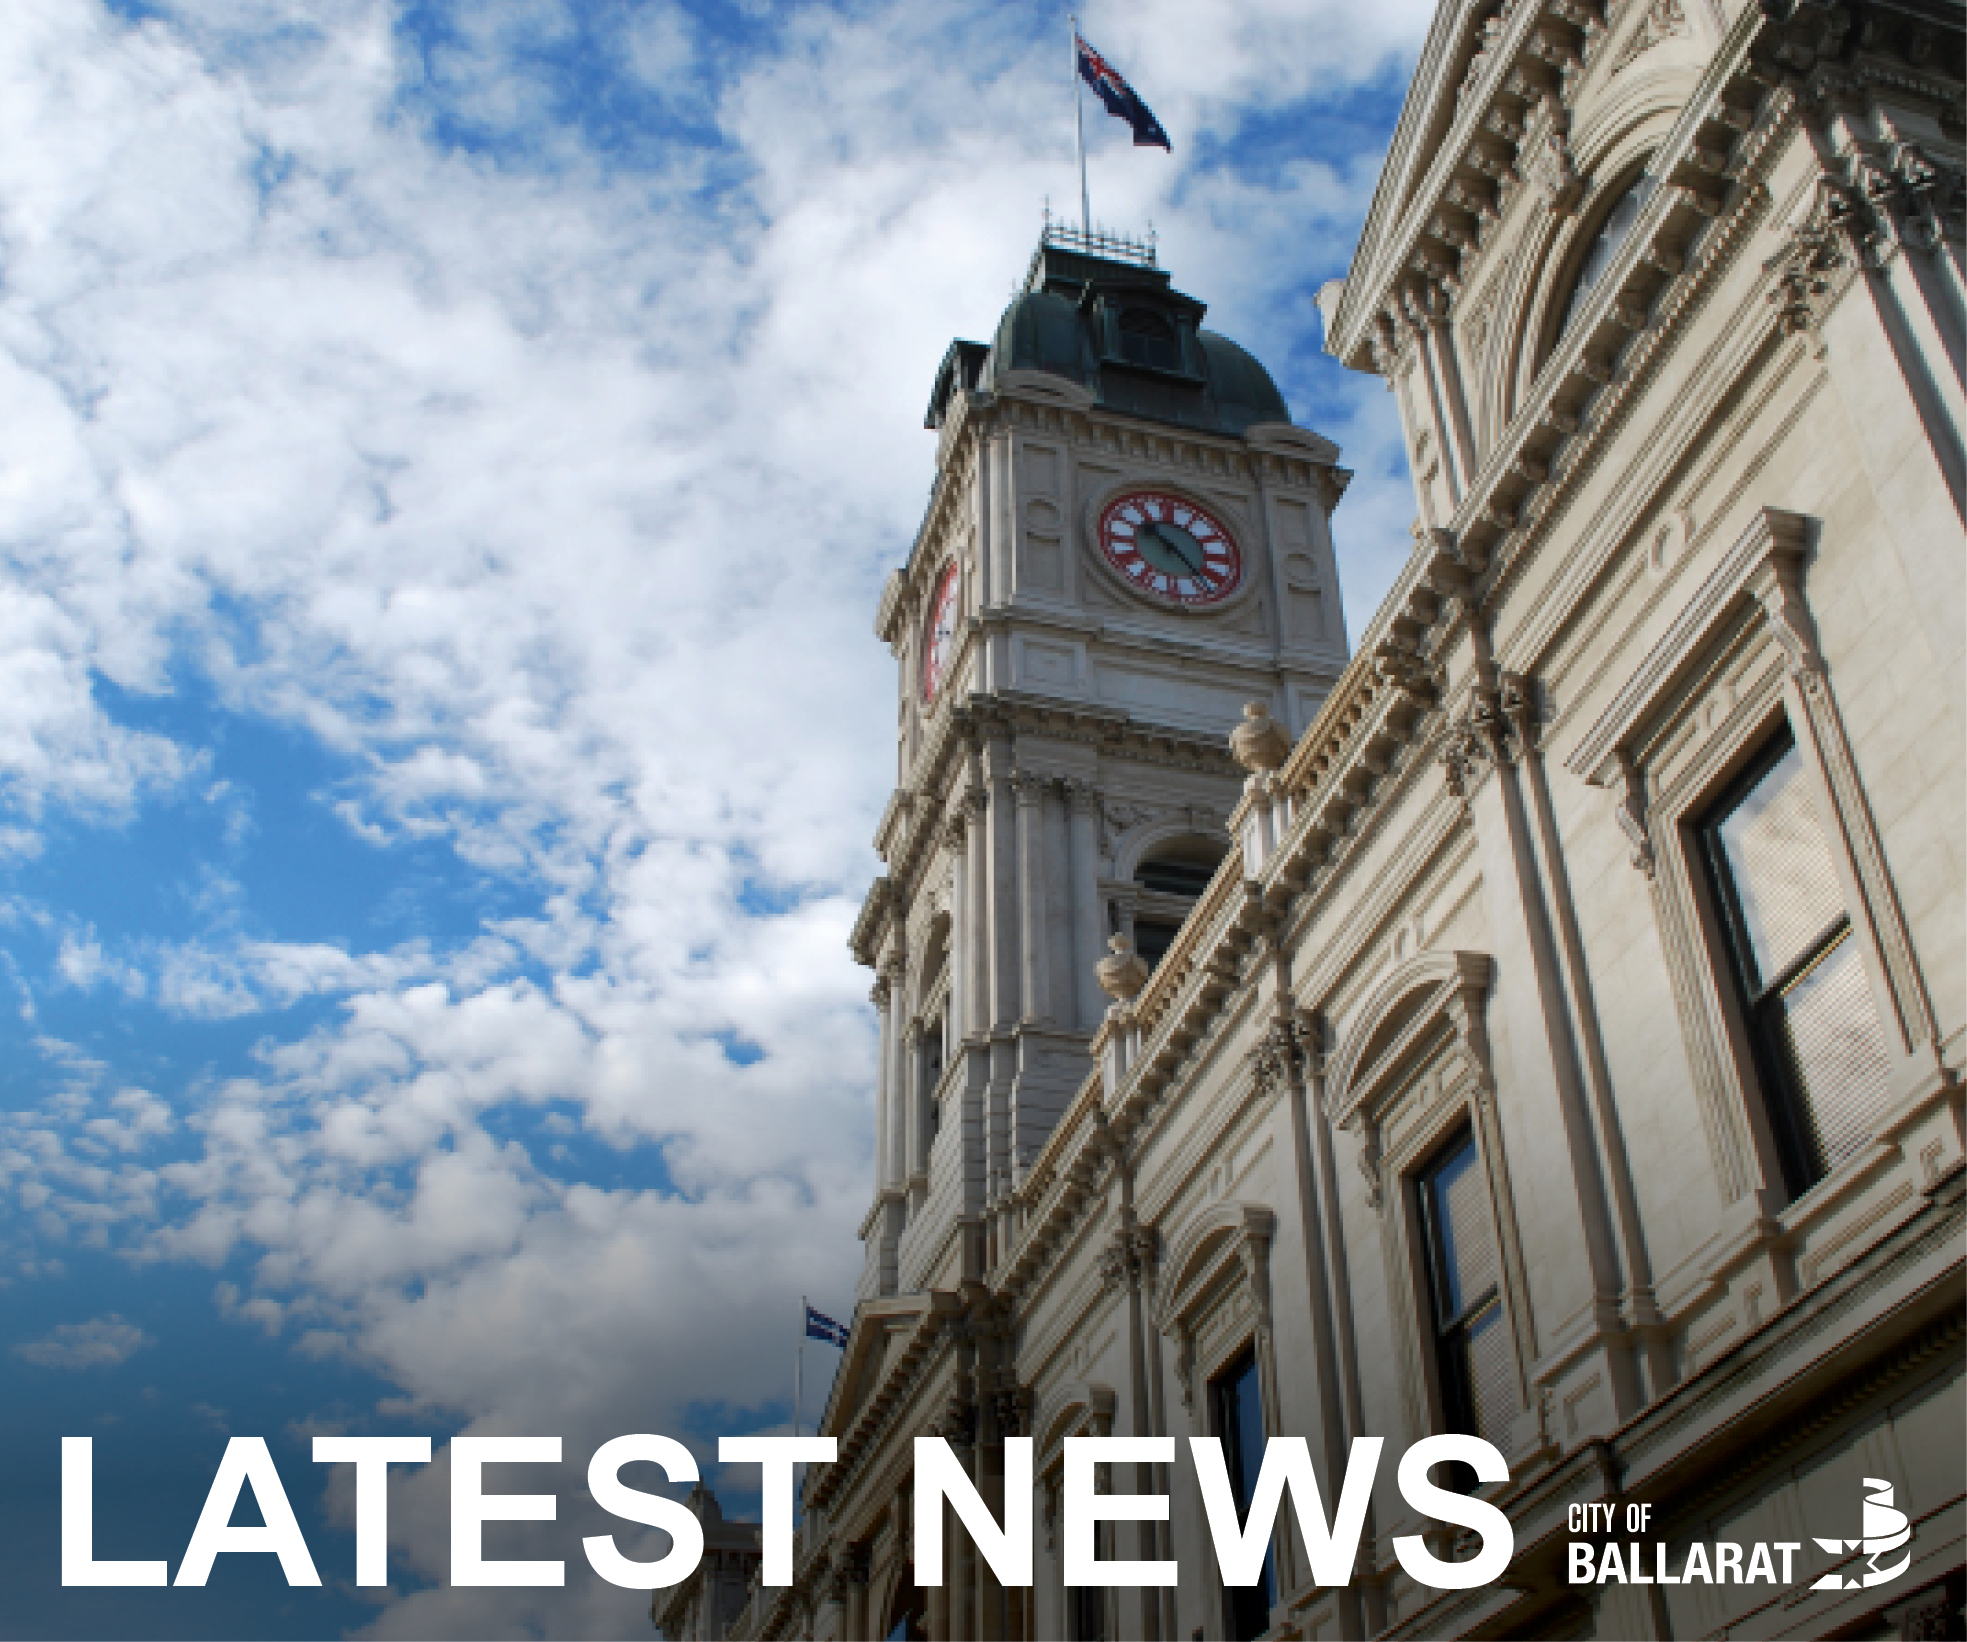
[850, 226, 1351, 1301]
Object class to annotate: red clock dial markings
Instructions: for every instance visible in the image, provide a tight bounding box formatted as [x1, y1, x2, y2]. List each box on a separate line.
[920, 562, 962, 702]
[1095, 489, 1244, 608]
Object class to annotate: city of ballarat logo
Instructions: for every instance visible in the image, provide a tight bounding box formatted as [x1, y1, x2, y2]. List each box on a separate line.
[1811, 1479, 1912, 1591]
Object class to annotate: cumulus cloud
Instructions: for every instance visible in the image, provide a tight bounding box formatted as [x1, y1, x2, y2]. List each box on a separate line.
[13, 1313, 153, 1369]
[0, 0, 1425, 1631]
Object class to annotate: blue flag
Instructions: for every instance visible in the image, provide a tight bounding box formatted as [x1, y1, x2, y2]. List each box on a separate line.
[804, 1304, 850, 1347]
[1076, 33, 1171, 151]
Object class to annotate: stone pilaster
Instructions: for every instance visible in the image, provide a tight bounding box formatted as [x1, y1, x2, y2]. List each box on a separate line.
[1013, 773, 1053, 1024]
[1065, 780, 1106, 1032]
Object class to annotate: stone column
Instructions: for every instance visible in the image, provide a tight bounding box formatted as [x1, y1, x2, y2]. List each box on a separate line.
[881, 956, 906, 1194]
[944, 814, 968, 1046]
[1423, 302, 1479, 493]
[1445, 651, 1634, 1417]
[902, 1021, 924, 1194]
[1013, 774, 1052, 1024]
[984, 737, 1020, 1028]
[870, 975, 894, 1201]
[964, 787, 990, 1037]
[1065, 781, 1105, 1032]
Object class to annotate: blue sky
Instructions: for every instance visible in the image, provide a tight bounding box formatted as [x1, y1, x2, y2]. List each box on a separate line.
[0, 0, 1428, 1633]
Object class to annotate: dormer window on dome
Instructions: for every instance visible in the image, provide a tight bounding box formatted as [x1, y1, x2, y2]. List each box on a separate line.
[1116, 308, 1182, 372]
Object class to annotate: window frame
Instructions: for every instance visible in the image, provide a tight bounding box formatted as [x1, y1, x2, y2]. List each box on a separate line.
[1413, 1125, 1509, 1446]
[1567, 507, 1929, 1231]
[1691, 727, 1880, 1197]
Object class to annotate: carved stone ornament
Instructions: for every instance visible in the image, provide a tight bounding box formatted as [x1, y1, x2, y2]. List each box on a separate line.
[1356, 1121, 1386, 1211]
[1609, 749, 1657, 878]
[992, 1382, 1032, 1440]
[1230, 701, 1292, 773]
[1611, 0, 1688, 76]
[1249, 1018, 1306, 1098]
[1461, 276, 1504, 364]
[1525, 109, 1585, 214]
[1749, 556, 1826, 689]
[1099, 1219, 1159, 1296]
[1097, 797, 1162, 856]
[1457, 5, 1512, 108]
[1439, 717, 1493, 805]
[1096, 933, 1151, 1002]
[1442, 668, 1535, 802]
[1765, 179, 1852, 343]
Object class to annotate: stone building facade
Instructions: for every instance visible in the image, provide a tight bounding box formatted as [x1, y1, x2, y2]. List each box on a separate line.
[710, 0, 1965, 1637]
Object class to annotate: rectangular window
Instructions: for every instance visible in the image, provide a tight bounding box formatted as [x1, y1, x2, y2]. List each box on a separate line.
[1698, 730, 1893, 1196]
[1417, 1130, 1515, 1449]
[1210, 1349, 1276, 1642]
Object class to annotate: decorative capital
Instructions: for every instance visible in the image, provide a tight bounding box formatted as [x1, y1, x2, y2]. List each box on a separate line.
[991, 1380, 1032, 1440]
[1250, 1017, 1305, 1097]
[1439, 716, 1492, 805]
[1098, 1221, 1158, 1295]
[1062, 777, 1102, 815]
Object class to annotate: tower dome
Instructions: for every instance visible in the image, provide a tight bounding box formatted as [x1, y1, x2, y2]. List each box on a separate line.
[926, 228, 1293, 437]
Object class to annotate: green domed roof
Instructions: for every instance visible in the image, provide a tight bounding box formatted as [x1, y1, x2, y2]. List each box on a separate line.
[990, 289, 1098, 389]
[927, 237, 1295, 438]
[1196, 331, 1291, 431]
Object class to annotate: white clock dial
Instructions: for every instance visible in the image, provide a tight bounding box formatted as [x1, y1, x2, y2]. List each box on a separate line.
[920, 562, 961, 702]
[1097, 491, 1243, 606]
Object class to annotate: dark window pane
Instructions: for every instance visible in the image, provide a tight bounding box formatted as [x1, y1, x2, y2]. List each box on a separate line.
[1118, 308, 1181, 370]
[1133, 919, 1180, 971]
[1137, 858, 1217, 898]
[1212, 1351, 1276, 1640]
[1424, 1138, 1499, 1326]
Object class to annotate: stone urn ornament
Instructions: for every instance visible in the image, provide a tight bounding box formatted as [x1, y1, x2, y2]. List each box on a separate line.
[1230, 701, 1290, 773]
[1096, 933, 1151, 1002]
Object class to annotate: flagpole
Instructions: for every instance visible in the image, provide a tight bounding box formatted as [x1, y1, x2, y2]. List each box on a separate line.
[794, 1296, 805, 1440]
[1070, 14, 1090, 235]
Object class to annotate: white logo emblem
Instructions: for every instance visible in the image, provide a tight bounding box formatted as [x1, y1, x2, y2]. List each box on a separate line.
[1811, 1478, 1911, 1591]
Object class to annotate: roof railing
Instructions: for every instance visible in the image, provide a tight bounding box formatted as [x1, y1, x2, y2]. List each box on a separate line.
[1026, 211, 1160, 288]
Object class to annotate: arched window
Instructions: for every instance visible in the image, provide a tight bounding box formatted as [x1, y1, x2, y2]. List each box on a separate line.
[1131, 837, 1229, 970]
[1555, 169, 1656, 341]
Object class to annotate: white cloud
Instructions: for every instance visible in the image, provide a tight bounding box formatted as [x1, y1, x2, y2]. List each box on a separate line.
[13, 1313, 153, 1369]
[0, 0, 1426, 1631]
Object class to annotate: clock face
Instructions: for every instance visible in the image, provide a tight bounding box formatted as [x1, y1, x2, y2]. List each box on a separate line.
[1097, 490, 1243, 606]
[920, 562, 961, 702]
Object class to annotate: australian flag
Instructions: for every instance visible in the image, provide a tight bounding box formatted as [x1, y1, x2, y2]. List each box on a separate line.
[804, 1303, 850, 1348]
[1076, 33, 1171, 151]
